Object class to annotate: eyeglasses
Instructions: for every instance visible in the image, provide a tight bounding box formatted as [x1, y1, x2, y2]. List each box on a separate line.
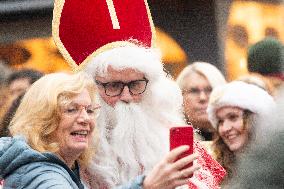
[62, 104, 101, 118]
[95, 78, 149, 97]
[183, 87, 212, 96]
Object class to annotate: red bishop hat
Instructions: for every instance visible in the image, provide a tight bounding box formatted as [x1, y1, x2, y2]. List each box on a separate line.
[52, 0, 155, 71]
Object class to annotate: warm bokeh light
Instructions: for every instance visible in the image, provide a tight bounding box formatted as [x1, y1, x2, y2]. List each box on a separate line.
[0, 28, 188, 78]
[154, 27, 188, 78]
[0, 38, 71, 73]
[225, 1, 284, 81]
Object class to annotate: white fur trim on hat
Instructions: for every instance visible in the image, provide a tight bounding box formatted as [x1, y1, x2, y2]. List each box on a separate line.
[84, 45, 165, 82]
[207, 81, 276, 129]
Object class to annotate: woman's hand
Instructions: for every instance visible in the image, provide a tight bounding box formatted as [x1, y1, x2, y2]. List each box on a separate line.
[143, 145, 200, 189]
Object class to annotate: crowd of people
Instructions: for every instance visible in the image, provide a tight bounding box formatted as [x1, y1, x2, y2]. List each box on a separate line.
[0, 40, 282, 189]
[0, 0, 284, 188]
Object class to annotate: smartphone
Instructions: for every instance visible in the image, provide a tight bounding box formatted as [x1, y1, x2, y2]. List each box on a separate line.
[170, 126, 194, 169]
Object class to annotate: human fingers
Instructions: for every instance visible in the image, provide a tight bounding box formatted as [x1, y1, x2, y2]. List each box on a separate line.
[166, 145, 189, 163]
[173, 153, 198, 170]
[167, 165, 200, 189]
[177, 164, 201, 179]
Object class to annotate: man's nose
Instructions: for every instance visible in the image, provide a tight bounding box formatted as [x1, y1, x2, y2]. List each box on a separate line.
[199, 90, 209, 101]
[119, 86, 133, 103]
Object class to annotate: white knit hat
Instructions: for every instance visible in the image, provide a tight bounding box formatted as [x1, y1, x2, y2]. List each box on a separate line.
[207, 81, 275, 129]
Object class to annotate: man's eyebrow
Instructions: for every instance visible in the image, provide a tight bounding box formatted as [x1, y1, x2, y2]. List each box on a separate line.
[108, 80, 124, 83]
[97, 80, 122, 83]
[102, 80, 142, 83]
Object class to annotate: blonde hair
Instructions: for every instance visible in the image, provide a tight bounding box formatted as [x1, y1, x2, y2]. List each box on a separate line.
[176, 62, 226, 90]
[9, 72, 98, 167]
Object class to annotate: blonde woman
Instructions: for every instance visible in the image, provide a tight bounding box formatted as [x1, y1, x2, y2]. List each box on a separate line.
[0, 72, 99, 188]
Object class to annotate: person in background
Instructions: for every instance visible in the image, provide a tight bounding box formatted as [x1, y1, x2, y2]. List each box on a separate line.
[6, 68, 44, 100]
[176, 62, 226, 141]
[247, 37, 284, 91]
[0, 62, 13, 120]
[0, 61, 12, 86]
[207, 81, 275, 183]
[0, 69, 44, 137]
[0, 86, 13, 124]
[0, 93, 24, 137]
[0, 72, 99, 188]
[224, 88, 284, 189]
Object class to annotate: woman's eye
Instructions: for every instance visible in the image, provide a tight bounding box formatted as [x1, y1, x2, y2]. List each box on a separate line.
[229, 115, 239, 121]
[66, 108, 77, 113]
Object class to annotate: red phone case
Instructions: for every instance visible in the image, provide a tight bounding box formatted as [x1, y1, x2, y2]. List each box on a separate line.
[170, 126, 194, 168]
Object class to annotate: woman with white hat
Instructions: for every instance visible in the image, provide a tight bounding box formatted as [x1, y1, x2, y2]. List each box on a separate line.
[207, 81, 275, 182]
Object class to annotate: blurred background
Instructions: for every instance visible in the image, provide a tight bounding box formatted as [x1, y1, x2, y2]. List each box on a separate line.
[0, 0, 283, 80]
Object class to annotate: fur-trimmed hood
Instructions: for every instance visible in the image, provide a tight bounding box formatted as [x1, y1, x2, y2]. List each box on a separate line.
[207, 81, 276, 129]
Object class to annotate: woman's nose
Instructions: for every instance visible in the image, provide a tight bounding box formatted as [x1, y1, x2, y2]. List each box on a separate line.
[221, 120, 232, 132]
[77, 109, 91, 124]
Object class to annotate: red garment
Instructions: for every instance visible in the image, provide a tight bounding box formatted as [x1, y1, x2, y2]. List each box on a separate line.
[188, 142, 226, 189]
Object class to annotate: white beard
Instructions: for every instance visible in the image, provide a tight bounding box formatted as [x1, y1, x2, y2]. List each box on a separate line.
[89, 79, 186, 188]
[90, 100, 169, 187]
